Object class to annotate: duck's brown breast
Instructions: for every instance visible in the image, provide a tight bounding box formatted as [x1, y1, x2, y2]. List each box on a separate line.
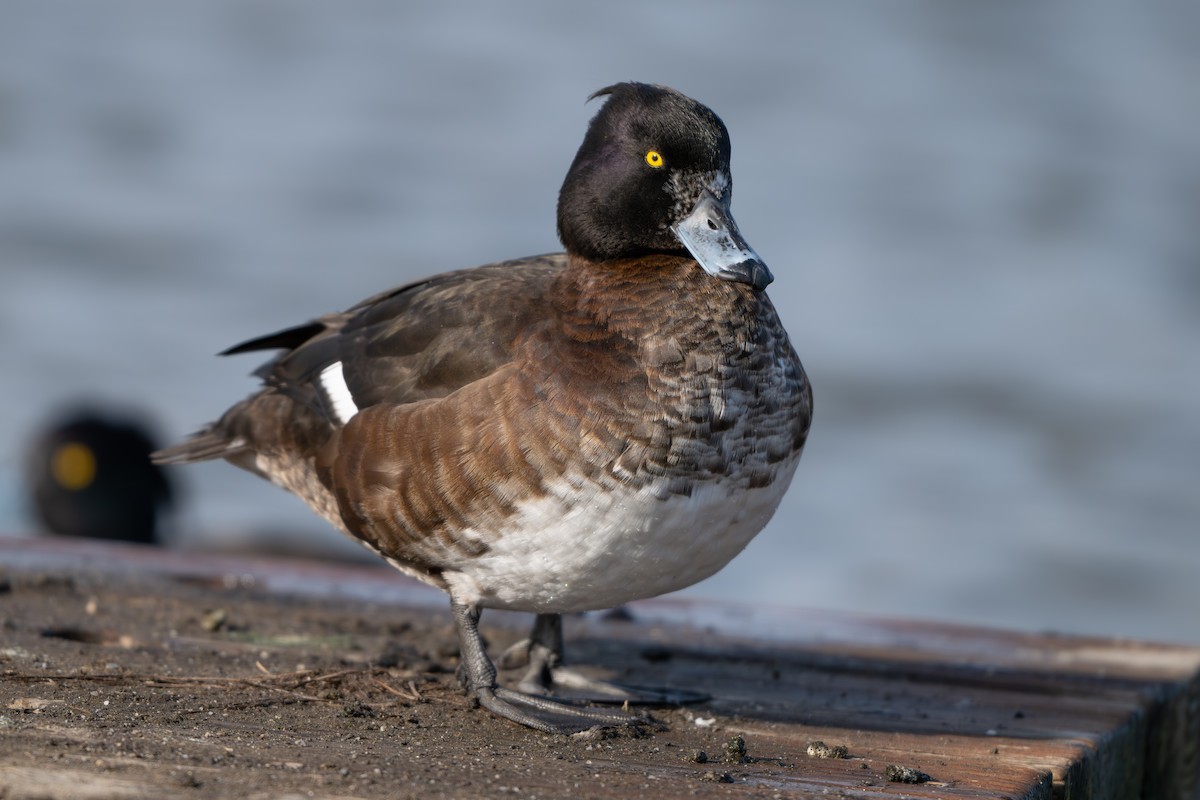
[315, 254, 811, 583]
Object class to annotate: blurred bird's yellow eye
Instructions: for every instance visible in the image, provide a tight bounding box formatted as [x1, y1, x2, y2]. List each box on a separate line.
[51, 442, 96, 491]
[645, 149, 664, 168]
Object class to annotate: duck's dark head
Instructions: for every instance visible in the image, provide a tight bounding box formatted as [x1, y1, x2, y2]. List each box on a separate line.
[557, 82, 772, 291]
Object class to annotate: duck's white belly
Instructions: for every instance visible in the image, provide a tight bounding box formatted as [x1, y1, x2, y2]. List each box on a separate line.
[441, 457, 799, 613]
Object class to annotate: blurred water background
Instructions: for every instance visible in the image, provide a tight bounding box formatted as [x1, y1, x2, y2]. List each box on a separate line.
[2, 1, 1198, 643]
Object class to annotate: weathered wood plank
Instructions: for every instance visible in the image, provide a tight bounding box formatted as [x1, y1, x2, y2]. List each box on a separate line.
[1, 537, 1197, 799]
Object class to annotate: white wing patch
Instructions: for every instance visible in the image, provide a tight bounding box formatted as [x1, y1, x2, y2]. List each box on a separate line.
[317, 361, 359, 425]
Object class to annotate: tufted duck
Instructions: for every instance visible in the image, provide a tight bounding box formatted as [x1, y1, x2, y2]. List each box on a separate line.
[155, 82, 812, 733]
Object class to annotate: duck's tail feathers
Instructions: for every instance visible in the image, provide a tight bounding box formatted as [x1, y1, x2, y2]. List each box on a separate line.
[151, 427, 248, 465]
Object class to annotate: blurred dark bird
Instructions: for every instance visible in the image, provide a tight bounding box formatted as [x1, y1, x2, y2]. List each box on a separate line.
[155, 83, 811, 733]
[26, 410, 174, 544]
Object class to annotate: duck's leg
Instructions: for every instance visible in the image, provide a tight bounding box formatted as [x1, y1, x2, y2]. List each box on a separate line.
[450, 601, 643, 734]
[501, 612, 708, 705]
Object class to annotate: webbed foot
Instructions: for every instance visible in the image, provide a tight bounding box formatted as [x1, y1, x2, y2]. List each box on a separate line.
[499, 612, 708, 705]
[452, 602, 651, 734]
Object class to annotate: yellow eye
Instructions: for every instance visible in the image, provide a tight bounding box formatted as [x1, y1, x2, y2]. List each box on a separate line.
[51, 442, 97, 491]
[645, 149, 664, 168]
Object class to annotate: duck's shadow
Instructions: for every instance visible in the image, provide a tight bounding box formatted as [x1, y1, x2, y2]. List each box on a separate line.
[549, 616, 1171, 745]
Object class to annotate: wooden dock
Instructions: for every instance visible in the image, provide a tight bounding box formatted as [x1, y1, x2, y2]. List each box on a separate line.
[1, 537, 1197, 799]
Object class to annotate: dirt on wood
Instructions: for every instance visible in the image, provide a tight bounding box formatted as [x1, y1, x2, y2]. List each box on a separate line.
[3, 541, 1199, 799]
[0, 563, 844, 800]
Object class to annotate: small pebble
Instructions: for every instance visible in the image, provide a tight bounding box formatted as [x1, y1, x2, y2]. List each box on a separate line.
[342, 701, 375, 718]
[701, 771, 734, 783]
[806, 740, 849, 759]
[200, 609, 227, 632]
[886, 764, 931, 784]
[723, 734, 747, 764]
